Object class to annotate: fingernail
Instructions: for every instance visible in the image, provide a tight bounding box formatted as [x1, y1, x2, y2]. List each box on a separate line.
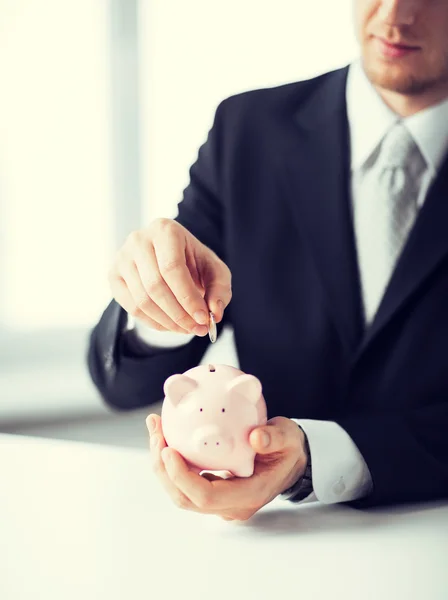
[217, 299, 224, 316]
[193, 325, 208, 336]
[194, 310, 208, 325]
[261, 431, 270, 448]
[147, 416, 156, 433]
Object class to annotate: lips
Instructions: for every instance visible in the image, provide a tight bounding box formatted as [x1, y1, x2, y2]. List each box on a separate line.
[375, 36, 420, 59]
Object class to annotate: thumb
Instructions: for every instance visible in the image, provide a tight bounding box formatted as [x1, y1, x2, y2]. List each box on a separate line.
[249, 423, 287, 455]
[202, 256, 232, 323]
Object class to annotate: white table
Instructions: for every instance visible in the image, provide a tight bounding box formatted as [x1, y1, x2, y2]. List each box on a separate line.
[1, 434, 447, 600]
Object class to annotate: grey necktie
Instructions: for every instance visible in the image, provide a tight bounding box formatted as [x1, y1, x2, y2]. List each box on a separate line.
[353, 122, 427, 324]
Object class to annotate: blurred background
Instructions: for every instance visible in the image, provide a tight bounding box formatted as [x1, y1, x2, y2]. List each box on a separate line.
[0, 0, 357, 449]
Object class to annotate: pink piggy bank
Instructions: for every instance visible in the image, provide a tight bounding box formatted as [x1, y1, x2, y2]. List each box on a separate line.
[161, 364, 267, 478]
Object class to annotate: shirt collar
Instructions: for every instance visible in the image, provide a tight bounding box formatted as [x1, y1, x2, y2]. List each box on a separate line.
[406, 99, 448, 175]
[346, 59, 448, 176]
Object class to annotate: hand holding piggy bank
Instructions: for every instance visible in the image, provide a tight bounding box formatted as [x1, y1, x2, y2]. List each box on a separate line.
[161, 364, 267, 478]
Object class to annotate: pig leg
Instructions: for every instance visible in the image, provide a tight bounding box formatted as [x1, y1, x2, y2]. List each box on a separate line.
[230, 449, 256, 478]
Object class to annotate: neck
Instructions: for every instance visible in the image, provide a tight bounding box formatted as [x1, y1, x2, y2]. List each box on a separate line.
[376, 84, 448, 118]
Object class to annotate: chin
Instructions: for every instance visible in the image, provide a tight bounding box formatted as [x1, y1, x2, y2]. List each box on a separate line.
[365, 64, 420, 94]
[362, 52, 433, 95]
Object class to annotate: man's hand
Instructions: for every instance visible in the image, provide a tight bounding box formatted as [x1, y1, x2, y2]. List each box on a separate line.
[146, 414, 307, 521]
[108, 218, 232, 336]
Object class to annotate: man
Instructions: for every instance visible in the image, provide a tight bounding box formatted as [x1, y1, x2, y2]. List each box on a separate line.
[87, 0, 448, 520]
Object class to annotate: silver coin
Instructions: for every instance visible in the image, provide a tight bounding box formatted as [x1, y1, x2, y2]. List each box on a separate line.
[208, 311, 217, 343]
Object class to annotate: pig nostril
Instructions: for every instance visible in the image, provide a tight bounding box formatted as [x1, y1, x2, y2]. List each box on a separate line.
[216, 442, 219, 446]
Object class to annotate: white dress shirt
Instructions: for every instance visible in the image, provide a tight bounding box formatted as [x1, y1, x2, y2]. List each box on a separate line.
[127, 59, 448, 504]
[347, 59, 448, 208]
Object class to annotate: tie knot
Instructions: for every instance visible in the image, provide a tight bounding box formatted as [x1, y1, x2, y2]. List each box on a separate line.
[379, 122, 426, 177]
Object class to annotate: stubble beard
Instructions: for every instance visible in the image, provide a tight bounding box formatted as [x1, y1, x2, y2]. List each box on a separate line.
[361, 50, 448, 97]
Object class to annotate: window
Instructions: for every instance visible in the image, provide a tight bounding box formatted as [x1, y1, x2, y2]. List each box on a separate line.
[0, 0, 140, 367]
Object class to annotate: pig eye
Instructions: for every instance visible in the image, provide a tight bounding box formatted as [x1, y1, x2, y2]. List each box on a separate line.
[200, 408, 203, 412]
[221, 408, 225, 413]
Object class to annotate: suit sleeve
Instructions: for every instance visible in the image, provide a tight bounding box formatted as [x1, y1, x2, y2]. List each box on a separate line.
[86, 100, 231, 411]
[334, 402, 448, 507]
[290, 419, 373, 504]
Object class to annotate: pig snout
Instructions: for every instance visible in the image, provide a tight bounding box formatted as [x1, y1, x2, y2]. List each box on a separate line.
[192, 425, 234, 455]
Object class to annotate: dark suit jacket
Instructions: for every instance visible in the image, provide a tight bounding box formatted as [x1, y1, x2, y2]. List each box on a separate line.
[87, 66, 448, 508]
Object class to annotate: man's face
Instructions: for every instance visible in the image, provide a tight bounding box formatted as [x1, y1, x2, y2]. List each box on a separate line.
[355, 0, 448, 96]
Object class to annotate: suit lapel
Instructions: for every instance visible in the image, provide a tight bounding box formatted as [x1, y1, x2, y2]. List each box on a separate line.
[278, 67, 448, 361]
[354, 155, 448, 360]
[279, 68, 365, 355]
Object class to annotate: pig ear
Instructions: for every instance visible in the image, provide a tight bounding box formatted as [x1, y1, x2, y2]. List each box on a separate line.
[226, 374, 262, 404]
[164, 374, 198, 407]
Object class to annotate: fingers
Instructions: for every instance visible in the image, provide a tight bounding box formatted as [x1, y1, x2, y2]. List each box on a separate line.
[160, 448, 214, 508]
[146, 414, 304, 521]
[109, 219, 232, 336]
[152, 227, 211, 324]
[147, 415, 198, 512]
[161, 447, 260, 511]
[109, 276, 169, 331]
[146, 414, 268, 518]
[147, 414, 257, 513]
[139, 241, 207, 335]
[147, 415, 226, 515]
[197, 254, 232, 324]
[122, 250, 192, 334]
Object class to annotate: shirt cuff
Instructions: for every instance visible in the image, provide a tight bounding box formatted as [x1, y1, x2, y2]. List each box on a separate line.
[290, 418, 373, 504]
[125, 314, 195, 348]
